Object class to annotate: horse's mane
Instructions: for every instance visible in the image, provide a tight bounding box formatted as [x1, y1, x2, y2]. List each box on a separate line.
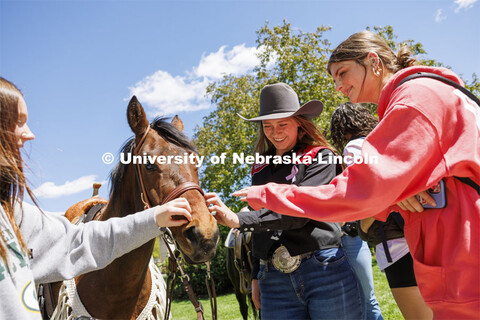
[109, 117, 196, 202]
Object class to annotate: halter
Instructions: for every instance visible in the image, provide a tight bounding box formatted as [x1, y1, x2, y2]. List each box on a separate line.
[132, 126, 204, 209]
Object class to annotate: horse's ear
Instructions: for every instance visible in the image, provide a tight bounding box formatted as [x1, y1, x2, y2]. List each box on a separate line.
[127, 96, 149, 137]
[171, 115, 184, 133]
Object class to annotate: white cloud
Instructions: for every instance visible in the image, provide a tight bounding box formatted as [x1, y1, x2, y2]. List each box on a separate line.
[129, 44, 264, 116]
[194, 44, 259, 78]
[435, 9, 447, 22]
[33, 175, 106, 199]
[454, 0, 478, 12]
[129, 71, 211, 116]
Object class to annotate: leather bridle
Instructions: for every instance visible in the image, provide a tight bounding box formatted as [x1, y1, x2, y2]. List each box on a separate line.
[132, 126, 217, 320]
[133, 126, 205, 209]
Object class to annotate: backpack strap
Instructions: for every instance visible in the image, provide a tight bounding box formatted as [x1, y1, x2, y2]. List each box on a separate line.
[397, 72, 480, 106]
[454, 176, 480, 196]
[376, 221, 393, 263]
[390, 211, 405, 231]
[396, 72, 480, 196]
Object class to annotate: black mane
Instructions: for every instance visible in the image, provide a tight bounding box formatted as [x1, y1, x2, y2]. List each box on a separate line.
[109, 117, 196, 201]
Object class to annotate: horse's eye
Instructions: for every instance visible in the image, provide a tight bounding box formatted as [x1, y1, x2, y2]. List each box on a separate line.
[144, 162, 158, 171]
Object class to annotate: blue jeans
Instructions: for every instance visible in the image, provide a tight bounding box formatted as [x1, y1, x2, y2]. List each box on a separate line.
[258, 247, 364, 320]
[342, 235, 383, 320]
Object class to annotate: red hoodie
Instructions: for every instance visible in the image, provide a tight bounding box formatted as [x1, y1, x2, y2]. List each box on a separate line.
[247, 66, 480, 318]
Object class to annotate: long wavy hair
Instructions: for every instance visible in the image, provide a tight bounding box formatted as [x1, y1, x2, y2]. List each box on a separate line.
[254, 115, 333, 155]
[330, 102, 378, 152]
[0, 77, 32, 262]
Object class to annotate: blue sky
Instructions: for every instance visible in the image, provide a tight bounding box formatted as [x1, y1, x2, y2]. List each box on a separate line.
[1, 0, 479, 212]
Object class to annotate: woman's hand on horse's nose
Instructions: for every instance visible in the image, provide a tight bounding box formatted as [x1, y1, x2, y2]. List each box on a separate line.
[154, 198, 192, 227]
[204, 193, 240, 228]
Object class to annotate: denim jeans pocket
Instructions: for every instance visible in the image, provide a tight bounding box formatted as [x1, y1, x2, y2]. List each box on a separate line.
[312, 248, 346, 267]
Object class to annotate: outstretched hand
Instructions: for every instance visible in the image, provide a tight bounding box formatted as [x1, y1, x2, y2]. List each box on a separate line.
[396, 191, 436, 213]
[231, 187, 250, 202]
[204, 192, 240, 228]
[154, 198, 192, 228]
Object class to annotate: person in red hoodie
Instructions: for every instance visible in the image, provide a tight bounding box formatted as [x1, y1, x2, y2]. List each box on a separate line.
[235, 31, 480, 319]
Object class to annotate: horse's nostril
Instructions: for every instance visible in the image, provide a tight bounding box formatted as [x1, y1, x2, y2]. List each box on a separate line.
[184, 227, 199, 245]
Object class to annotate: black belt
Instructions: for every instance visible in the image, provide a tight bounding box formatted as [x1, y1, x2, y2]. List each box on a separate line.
[259, 252, 313, 266]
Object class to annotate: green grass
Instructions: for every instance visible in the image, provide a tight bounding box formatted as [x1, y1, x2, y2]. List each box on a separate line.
[372, 257, 403, 319]
[171, 293, 246, 320]
[171, 256, 403, 319]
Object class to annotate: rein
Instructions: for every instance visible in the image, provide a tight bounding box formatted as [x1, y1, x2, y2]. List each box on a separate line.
[133, 127, 217, 320]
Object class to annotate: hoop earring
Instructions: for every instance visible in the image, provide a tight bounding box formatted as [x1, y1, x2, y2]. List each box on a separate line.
[372, 67, 381, 77]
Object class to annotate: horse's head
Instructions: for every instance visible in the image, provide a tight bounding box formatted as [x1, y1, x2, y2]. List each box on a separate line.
[113, 96, 219, 264]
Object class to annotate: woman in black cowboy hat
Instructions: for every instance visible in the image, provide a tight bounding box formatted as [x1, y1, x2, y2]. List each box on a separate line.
[205, 83, 363, 320]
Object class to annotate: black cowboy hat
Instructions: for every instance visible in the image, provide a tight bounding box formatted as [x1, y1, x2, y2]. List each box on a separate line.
[238, 82, 323, 122]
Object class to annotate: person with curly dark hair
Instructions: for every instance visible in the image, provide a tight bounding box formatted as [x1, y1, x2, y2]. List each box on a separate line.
[330, 103, 383, 320]
[330, 102, 377, 153]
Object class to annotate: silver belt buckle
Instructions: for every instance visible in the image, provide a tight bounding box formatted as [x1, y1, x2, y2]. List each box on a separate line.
[271, 245, 301, 273]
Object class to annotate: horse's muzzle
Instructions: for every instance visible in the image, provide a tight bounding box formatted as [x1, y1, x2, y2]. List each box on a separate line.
[183, 226, 219, 264]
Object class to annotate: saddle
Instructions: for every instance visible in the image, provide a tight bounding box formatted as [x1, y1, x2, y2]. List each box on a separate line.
[64, 183, 108, 224]
[232, 228, 253, 295]
[38, 183, 107, 320]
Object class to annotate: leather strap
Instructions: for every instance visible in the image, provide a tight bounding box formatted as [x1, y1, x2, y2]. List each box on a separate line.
[133, 127, 205, 209]
[232, 229, 253, 295]
[133, 127, 152, 210]
[233, 229, 243, 261]
[37, 283, 55, 320]
[162, 181, 205, 205]
[83, 203, 105, 223]
[163, 232, 205, 320]
[133, 128, 212, 320]
[205, 262, 217, 320]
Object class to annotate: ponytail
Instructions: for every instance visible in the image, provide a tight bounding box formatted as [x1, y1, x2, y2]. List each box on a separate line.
[396, 43, 417, 71]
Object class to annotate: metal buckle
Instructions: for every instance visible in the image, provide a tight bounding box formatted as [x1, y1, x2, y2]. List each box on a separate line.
[271, 245, 301, 273]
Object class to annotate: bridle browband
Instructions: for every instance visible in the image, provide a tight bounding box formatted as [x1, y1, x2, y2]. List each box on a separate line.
[132, 126, 204, 210]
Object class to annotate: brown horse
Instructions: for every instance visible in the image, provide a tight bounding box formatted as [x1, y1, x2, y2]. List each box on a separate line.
[50, 96, 219, 319]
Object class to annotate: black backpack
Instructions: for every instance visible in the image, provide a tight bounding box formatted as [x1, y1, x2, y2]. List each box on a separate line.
[396, 72, 480, 196]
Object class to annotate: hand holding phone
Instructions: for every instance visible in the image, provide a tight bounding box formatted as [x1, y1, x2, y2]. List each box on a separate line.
[416, 180, 447, 209]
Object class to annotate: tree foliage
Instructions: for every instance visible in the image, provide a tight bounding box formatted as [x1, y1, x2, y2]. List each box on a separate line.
[189, 21, 479, 297]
